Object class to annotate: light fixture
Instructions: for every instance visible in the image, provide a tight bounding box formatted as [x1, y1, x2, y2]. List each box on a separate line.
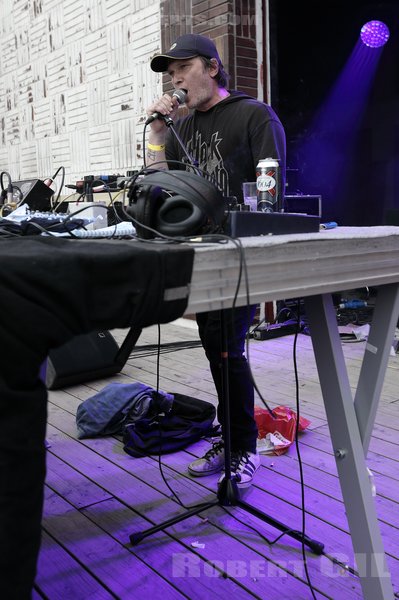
[360, 20, 390, 48]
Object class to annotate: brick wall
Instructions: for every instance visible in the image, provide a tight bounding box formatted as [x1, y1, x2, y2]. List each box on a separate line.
[235, 0, 258, 97]
[159, 0, 263, 98]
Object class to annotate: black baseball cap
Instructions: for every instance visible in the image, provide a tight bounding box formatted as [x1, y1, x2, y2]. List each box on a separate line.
[150, 34, 221, 72]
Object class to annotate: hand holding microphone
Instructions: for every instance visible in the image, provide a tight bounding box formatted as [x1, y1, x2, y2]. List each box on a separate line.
[145, 89, 187, 128]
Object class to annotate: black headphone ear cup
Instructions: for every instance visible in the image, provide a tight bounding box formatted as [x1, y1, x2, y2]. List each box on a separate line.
[128, 171, 226, 237]
[155, 195, 205, 236]
[134, 186, 163, 239]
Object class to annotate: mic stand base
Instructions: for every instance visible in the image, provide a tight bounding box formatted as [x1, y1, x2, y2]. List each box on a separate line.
[129, 310, 325, 557]
[217, 476, 239, 506]
[129, 498, 219, 546]
[129, 476, 324, 555]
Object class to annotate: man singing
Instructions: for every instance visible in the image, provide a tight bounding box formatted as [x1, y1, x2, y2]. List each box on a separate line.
[145, 33, 286, 488]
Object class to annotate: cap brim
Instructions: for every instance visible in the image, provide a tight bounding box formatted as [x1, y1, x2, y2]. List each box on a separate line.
[150, 52, 199, 72]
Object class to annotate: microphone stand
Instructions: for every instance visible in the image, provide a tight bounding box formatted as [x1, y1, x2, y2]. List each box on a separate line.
[129, 124, 324, 556]
[128, 309, 324, 557]
[163, 119, 201, 176]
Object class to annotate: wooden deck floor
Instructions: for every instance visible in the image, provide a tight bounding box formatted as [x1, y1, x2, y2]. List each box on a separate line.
[35, 319, 399, 599]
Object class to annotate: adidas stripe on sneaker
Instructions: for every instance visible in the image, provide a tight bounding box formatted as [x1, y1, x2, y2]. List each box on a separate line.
[218, 450, 260, 488]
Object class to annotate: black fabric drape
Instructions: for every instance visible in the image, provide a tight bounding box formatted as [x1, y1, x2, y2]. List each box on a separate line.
[0, 236, 194, 599]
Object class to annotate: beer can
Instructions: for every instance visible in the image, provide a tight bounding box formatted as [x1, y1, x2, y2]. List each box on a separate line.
[256, 158, 280, 212]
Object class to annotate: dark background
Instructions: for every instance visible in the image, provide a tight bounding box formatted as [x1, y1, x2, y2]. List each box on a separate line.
[269, 0, 399, 225]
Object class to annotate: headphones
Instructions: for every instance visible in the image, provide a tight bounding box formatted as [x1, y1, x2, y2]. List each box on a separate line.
[128, 170, 226, 239]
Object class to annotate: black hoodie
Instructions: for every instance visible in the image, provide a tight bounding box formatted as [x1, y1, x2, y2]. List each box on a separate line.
[165, 90, 286, 202]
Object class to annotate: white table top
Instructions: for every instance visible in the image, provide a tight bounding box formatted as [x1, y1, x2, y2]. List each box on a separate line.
[186, 226, 399, 313]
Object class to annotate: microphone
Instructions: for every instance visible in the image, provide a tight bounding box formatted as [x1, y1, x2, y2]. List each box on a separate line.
[145, 89, 187, 125]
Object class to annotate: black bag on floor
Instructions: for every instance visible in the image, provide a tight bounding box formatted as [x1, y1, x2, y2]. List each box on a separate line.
[123, 393, 218, 457]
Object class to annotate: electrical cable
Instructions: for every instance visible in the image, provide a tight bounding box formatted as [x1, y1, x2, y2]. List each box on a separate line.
[143, 120, 196, 172]
[121, 216, 255, 511]
[241, 294, 376, 589]
[236, 297, 320, 595]
[125, 159, 223, 196]
[152, 323, 190, 509]
[4, 163, 358, 586]
[0, 226, 20, 238]
[52, 191, 76, 214]
[62, 192, 130, 239]
[130, 231, 279, 520]
[249, 304, 302, 338]
[227, 301, 323, 595]
[49, 166, 65, 210]
[75, 165, 318, 580]
[135, 323, 220, 513]
[292, 299, 318, 599]
[128, 340, 203, 360]
[231, 300, 320, 595]
[121, 168, 278, 417]
[106, 189, 127, 226]
[118, 171, 329, 586]
[232, 238, 277, 417]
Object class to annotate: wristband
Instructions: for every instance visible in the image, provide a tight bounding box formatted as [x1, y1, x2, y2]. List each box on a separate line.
[148, 143, 166, 151]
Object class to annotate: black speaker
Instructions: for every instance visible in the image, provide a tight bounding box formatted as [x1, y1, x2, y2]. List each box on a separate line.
[44, 331, 120, 390]
[13, 179, 55, 211]
[284, 194, 322, 218]
[127, 170, 226, 239]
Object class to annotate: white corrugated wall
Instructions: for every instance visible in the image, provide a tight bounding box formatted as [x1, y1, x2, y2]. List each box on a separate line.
[0, 0, 162, 189]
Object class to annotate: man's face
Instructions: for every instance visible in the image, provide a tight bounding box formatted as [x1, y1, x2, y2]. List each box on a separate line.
[167, 57, 219, 111]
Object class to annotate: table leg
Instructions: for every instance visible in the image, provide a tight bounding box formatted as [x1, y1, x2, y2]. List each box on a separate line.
[354, 283, 399, 452]
[305, 293, 393, 600]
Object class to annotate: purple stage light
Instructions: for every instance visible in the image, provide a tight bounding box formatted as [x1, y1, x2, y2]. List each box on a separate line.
[360, 20, 390, 48]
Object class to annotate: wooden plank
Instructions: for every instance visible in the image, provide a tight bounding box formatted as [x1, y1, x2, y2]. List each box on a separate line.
[44, 452, 257, 598]
[45, 405, 361, 598]
[45, 412, 323, 597]
[42, 489, 186, 599]
[82, 498, 290, 600]
[45, 452, 113, 508]
[279, 440, 399, 505]
[39, 319, 399, 599]
[159, 445, 399, 595]
[36, 530, 115, 599]
[301, 426, 399, 478]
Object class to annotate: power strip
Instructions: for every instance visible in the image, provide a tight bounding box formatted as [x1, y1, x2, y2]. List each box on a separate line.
[252, 322, 299, 340]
